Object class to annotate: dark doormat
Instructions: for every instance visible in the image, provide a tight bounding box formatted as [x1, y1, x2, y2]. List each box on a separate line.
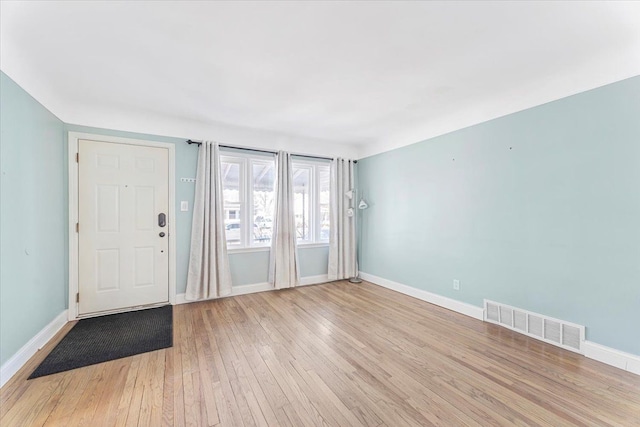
[29, 305, 173, 379]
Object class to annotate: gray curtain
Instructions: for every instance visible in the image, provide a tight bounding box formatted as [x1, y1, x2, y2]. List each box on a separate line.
[328, 158, 357, 281]
[185, 141, 232, 300]
[269, 151, 299, 289]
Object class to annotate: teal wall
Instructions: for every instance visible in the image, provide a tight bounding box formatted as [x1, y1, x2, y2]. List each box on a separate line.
[0, 75, 330, 366]
[6, 62, 635, 365]
[358, 76, 640, 356]
[229, 246, 329, 286]
[65, 124, 331, 291]
[0, 72, 66, 365]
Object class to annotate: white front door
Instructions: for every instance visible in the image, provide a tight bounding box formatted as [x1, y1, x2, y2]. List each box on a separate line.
[78, 139, 169, 315]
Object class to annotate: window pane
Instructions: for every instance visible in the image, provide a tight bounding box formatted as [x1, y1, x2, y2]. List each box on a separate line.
[221, 161, 242, 245]
[318, 164, 330, 241]
[293, 166, 311, 242]
[252, 161, 275, 245]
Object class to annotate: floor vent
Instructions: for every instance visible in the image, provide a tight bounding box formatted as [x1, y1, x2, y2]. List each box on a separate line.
[484, 300, 585, 354]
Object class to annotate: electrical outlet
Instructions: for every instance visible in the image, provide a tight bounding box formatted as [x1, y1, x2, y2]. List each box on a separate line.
[180, 201, 189, 212]
[453, 279, 460, 291]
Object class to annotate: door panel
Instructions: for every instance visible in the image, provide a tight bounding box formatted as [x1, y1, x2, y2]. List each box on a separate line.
[134, 247, 155, 286]
[78, 139, 169, 315]
[96, 249, 120, 291]
[97, 185, 120, 231]
[134, 186, 155, 230]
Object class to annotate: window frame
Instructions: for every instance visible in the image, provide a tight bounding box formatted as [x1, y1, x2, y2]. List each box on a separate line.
[220, 150, 277, 251]
[291, 157, 331, 246]
[220, 151, 331, 251]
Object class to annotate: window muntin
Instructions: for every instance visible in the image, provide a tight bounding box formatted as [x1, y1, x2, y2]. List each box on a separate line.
[318, 165, 330, 241]
[292, 159, 330, 244]
[252, 160, 275, 245]
[293, 166, 311, 242]
[221, 152, 330, 248]
[220, 160, 243, 246]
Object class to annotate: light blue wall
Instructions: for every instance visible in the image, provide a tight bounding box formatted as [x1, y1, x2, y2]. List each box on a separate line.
[230, 246, 329, 285]
[299, 246, 330, 277]
[358, 76, 640, 356]
[64, 124, 330, 292]
[0, 76, 330, 366]
[0, 72, 67, 365]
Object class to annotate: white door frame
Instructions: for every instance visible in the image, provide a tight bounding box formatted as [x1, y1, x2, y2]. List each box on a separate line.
[68, 132, 177, 320]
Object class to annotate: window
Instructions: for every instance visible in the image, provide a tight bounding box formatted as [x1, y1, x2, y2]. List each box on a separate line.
[252, 159, 275, 245]
[220, 151, 330, 249]
[221, 151, 276, 248]
[292, 159, 331, 244]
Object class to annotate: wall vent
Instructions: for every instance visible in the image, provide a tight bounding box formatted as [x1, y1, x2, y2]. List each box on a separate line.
[484, 300, 585, 354]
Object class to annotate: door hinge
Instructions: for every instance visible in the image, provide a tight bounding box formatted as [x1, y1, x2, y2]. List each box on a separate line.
[76, 152, 79, 163]
[76, 293, 79, 303]
[76, 223, 79, 233]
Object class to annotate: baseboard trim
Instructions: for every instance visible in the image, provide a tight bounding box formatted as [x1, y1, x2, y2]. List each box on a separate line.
[299, 274, 329, 286]
[0, 310, 68, 388]
[176, 275, 330, 305]
[584, 341, 640, 376]
[359, 272, 639, 377]
[359, 272, 484, 320]
[176, 282, 271, 305]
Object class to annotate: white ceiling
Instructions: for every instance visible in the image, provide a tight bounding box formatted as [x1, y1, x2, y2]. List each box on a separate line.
[2, 1, 639, 159]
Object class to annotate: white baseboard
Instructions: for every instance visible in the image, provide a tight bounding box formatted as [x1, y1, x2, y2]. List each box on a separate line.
[175, 282, 271, 305]
[299, 274, 329, 286]
[359, 272, 484, 320]
[1, 310, 68, 388]
[584, 341, 640, 376]
[360, 272, 640, 377]
[175, 275, 330, 305]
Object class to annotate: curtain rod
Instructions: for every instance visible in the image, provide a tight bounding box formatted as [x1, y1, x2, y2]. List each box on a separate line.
[186, 139, 355, 163]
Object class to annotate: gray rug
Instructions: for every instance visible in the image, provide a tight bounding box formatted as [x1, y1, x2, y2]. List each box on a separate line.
[29, 305, 172, 379]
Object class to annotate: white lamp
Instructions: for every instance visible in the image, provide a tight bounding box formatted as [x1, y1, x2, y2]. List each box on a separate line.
[358, 197, 368, 210]
[349, 191, 368, 283]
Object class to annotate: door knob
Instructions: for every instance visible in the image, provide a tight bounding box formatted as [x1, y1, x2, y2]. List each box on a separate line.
[158, 213, 166, 227]
[159, 232, 166, 237]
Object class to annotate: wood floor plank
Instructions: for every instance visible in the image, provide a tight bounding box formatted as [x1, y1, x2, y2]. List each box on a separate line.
[140, 350, 165, 427]
[160, 348, 175, 427]
[1, 281, 639, 426]
[298, 285, 522, 425]
[1, 374, 67, 427]
[29, 371, 77, 427]
[0, 321, 76, 420]
[170, 307, 186, 427]
[179, 306, 204, 427]
[192, 314, 221, 426]
[94, 358, 133, 427]
[214, 300, 282, 426]
[125, 353, 151, 427]
[113, 354, 143, 426]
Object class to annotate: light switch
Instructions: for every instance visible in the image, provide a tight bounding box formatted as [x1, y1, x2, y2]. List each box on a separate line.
[180, 201, 189, 212]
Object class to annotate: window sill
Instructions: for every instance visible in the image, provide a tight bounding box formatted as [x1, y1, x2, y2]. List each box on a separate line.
[227, 242, 329, 254]
[297, 242, 329, 249]
[227, 246, 271, 254]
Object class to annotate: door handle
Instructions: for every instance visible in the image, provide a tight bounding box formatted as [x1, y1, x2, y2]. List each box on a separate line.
[158, 213, 166, 227]
[159, 232, 166, 237]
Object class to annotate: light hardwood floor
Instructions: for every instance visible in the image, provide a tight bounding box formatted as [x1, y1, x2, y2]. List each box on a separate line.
[1, 281, 639, 426]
